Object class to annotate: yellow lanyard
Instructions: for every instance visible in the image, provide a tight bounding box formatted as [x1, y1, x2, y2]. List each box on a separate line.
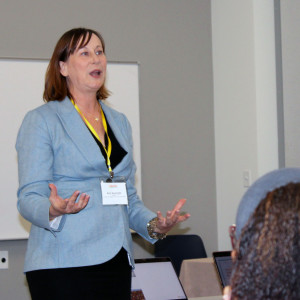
[71, 98, 114, 178]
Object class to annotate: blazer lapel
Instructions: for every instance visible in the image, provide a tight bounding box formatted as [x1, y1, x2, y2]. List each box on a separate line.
[100, 102, 131, 171]
[100, 102, 129, 152]
[55, 98, 107, 173]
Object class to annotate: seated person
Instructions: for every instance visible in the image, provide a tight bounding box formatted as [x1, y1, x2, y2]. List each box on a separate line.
[224, 168, 300, 300]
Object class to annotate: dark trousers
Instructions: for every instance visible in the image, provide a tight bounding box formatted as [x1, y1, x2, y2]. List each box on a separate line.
[26, 248, 132, 300]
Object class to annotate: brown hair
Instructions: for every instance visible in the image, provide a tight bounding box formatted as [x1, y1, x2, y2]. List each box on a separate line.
[43, 28, 110, 102]
[230, 182, 300, 299]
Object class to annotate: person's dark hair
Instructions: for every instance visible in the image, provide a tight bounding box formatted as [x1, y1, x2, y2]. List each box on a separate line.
[230, 182, 300, 299]
[43, 28, 110, 102]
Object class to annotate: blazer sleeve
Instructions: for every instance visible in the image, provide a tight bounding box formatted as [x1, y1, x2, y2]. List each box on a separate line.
[16, 109, 66, 234]
[120, 114, 157, 243]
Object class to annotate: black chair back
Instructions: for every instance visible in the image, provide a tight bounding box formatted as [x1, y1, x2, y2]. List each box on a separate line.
[154, 234, 207, 275]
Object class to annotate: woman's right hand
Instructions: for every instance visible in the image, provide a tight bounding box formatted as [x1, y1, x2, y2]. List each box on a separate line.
[49, 183, 90, 220]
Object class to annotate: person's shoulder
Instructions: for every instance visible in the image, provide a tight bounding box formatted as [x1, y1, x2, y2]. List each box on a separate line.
[29, 99, 69, 116]
[28, 101, 58, 114]
[23, 99, 66, 126]
[34, 100, 61, 113]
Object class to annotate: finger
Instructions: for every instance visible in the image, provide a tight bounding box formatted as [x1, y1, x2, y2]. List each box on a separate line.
[156, 211, 164, 222]
[168, 211, 182, 229]
[172, 198, 187, 213]
[77, 193, 90, 210]
[67, 193, 90, 213]
[177, 213, 190, 222]
[170, 209, 180, 223]
[165, 211, 173, 226]
[155, 211, 167, 230]
[49, 183, 58, 198]
[68, 190, 80, 205]
[48, 184, 66, 216]
[169, 199, 187, 219]
[48, 183, 65, 209]
[60, 191, 80, 213]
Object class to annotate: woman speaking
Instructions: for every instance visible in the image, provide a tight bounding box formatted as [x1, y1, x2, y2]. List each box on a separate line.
[16, 28, 190, 300]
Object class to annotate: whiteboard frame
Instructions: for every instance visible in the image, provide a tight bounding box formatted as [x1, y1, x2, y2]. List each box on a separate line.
[0, 58, 141, 240]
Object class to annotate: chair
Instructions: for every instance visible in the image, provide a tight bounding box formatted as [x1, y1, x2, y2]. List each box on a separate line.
[154, 234, 207, 275]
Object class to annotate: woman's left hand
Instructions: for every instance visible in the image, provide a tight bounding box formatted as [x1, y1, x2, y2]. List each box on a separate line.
[154, 199, 190, 234]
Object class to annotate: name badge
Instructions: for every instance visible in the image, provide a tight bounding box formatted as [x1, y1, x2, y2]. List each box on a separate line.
[101, 181, 128, 205]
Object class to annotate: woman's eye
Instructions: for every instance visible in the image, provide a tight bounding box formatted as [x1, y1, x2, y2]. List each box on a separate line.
[96, 50, 103, 55]
[81, 52, 89, 56]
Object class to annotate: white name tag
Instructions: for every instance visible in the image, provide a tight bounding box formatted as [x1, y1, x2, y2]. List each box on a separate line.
[101, 181, 128, 205]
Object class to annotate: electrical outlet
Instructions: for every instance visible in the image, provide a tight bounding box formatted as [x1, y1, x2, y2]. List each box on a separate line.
[0, 251, 9, 269]
[243, 169, 252, 187]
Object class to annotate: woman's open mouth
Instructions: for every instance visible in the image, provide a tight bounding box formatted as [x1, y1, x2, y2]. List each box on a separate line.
[90, 70, 102, 77]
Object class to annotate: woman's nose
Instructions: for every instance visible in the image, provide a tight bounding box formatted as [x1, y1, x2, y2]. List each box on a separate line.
[92, 53, 101, 64]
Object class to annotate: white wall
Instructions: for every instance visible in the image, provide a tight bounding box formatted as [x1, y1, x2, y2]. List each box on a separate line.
[211, 0, 279, 250]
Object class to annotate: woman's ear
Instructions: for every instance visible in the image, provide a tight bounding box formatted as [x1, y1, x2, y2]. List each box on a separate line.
[59, 61, 68, 77]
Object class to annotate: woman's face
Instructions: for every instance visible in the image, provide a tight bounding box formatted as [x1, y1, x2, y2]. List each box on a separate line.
[59, 33, 107, 98]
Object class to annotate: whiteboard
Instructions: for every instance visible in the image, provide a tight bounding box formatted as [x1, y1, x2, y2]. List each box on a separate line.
[0, 58, 141, 240]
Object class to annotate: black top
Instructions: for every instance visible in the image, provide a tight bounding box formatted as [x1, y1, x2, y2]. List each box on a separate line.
[88, 114, 127, 170]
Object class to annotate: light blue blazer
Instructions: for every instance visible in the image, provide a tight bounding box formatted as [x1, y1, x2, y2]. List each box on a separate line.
[16, 97, 156, 273]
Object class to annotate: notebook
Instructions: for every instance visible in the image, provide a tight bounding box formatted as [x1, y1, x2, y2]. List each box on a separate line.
[131, 257, 188, 300]
[212, 251, 233, 288]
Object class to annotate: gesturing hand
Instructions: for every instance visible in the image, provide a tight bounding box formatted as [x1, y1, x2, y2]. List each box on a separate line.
[48, 183, 90, 220]
[154, 199, 190, 234]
